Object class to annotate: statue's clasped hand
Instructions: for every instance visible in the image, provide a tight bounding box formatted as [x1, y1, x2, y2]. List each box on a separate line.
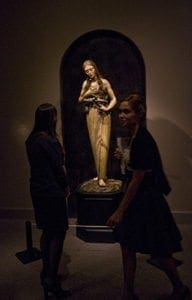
[99, 104, 108, 112]
[98, 104, 110, 116]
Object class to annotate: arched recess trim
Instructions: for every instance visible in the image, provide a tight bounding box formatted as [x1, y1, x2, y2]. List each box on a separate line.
[60, 29, 146, 190]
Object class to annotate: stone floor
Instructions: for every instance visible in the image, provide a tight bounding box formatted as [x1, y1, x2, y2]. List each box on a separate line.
[0, 219, 191, 300]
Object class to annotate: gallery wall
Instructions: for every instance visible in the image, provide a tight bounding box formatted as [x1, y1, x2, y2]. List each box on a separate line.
[0, 0, 191, 215]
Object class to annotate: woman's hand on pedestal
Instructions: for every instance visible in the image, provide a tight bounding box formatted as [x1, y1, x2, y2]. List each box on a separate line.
[106, 209, 124, 227]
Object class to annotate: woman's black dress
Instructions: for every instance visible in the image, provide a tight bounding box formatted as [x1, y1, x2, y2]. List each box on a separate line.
[114, 126, 182, 256]
[26, 132, 69, 230]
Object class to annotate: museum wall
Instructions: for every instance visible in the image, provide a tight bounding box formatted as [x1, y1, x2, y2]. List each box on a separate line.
[0, 0, 191, 215]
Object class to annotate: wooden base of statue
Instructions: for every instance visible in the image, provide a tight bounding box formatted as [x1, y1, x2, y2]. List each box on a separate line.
[76, 179, 123, 243]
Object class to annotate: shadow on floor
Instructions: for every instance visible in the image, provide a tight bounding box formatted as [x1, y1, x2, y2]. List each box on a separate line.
[0, 219, 191, 299]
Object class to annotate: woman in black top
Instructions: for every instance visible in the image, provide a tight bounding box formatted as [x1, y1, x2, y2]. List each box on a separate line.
[26, 103, 71, 298]
[107, 97, 190, 300]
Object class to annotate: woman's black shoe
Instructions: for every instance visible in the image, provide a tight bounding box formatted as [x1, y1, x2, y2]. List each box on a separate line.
[42, 278, 71, 299]
[40, 270, 63, 285]
[169, 285, 191, 300]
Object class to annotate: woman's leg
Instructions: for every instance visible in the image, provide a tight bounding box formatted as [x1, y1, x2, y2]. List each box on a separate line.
[40, 229, 66, 281]
[154, 256, 190, 298]
[40, 230, 50, 278]
[48, 229, 66, 281]
[121, 245, 137, 299]
[147, 255, 183, 270]
[40, 229, 71, 298]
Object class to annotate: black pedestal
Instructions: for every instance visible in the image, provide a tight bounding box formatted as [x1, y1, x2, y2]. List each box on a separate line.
[76, 189, 122, 243]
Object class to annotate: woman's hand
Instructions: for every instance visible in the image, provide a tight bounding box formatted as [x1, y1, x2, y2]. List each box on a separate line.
[106, 209, 124, 227]
[64, 186, 70, 198]
[114, 147, 123, 160]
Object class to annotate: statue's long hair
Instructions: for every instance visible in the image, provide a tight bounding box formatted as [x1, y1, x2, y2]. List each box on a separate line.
[82, 60, 105, 94]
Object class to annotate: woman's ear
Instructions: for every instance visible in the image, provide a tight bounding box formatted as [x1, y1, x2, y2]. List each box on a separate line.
[138, 111, 143, 122]
[138, 105, 146, 122]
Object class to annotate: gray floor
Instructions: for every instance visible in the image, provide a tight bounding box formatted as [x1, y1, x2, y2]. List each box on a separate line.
[0, 219, 191, 300]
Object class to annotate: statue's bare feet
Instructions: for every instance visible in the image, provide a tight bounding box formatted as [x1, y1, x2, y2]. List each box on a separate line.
[98, 179, 106, 187]
[93, 177, 98, 181]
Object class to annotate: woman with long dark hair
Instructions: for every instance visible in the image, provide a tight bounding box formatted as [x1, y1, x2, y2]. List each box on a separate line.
[26, 103, 71, 298]
[79, 60, 117, 187]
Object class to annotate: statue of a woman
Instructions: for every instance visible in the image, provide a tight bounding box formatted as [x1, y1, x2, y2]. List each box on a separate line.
[79, 60, 117, 187]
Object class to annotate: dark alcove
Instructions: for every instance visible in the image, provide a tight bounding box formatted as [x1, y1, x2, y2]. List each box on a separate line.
[60, 29, 146, 194]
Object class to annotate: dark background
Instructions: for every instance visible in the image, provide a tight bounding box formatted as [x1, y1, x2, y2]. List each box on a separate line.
[0, 1, 191, 215]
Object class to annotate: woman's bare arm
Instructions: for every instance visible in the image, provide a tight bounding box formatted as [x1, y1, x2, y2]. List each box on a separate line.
[106, 169, 146, 226]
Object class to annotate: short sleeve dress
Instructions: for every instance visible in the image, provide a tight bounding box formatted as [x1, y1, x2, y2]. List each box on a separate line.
[26, 132, 69, 230]
[114, 126, 182, 256]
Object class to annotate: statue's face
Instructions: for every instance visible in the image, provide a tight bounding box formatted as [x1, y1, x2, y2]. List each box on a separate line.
[84, 64, 96, 79]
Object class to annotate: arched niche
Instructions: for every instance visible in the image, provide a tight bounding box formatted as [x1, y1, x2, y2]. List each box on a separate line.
[60, 29, 146, 191]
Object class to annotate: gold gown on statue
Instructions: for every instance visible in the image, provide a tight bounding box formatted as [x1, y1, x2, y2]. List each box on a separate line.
[85, 92, 110, 181]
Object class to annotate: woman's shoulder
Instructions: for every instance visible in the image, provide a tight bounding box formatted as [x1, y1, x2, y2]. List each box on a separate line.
[26, 132, 56, 147]
[135, 126, 158, 150]
[137, 126, 155, 141]
[33, 132, 51, 141]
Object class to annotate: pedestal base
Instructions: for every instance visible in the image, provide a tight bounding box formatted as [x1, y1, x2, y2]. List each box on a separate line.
[76, 179, 123, 243]
[76, 226, 115, 243]
[15, 248, 42, 264]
